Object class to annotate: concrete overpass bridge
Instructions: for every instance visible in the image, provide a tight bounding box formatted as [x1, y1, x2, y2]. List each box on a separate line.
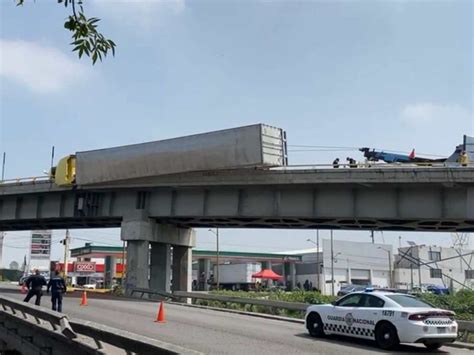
[1, 166, 474, 294]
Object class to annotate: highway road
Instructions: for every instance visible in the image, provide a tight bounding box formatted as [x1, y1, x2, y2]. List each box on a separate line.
[0, 284, 470, 354]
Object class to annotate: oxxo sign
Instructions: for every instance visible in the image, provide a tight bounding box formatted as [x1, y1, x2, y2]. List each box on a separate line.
[75, 262, 96, 273]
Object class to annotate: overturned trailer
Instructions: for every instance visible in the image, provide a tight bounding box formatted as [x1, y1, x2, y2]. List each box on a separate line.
[53, 124, 288, 186]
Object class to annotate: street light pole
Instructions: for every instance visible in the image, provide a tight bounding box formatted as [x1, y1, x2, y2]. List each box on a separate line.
[330, 230, 335, 296]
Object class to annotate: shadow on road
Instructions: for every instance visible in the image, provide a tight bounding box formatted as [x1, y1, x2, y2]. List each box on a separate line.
[295, 333, 453, 354]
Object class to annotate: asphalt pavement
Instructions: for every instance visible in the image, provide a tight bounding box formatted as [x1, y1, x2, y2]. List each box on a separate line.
[1, 284, 471, 355]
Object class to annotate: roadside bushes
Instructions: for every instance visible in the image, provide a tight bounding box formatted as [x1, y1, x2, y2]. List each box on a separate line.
[418, 290, 474, 321]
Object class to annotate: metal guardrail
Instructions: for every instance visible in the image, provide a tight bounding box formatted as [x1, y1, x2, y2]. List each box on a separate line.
[131, 288, 307, 311]
[173, 291, 308, 311]
[0, 176, 51, 186]
[0, 295, 202, 355]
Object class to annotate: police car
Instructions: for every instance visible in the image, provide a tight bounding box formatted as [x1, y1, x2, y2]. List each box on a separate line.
[305, 290, 458, 350]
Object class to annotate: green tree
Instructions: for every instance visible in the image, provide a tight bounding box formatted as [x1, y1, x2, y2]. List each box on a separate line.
[16, 0, 115, 64]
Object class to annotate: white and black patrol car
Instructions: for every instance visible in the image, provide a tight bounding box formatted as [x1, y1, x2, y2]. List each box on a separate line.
[305, 290, 458, 350]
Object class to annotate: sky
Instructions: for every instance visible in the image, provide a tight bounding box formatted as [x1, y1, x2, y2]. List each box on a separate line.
[0, 0, 473, 267]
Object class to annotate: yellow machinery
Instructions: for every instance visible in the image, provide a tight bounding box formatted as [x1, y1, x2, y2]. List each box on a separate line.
[53, 155, 76, 186]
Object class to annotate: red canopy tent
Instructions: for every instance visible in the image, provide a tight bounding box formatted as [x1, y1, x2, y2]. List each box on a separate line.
[251, 269, 284, 281]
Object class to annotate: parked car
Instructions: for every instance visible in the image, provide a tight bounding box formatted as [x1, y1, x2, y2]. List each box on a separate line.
[426, 285, 450, 295]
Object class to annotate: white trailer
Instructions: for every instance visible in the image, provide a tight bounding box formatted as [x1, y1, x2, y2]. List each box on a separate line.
[75, 124, 287, 185]
[214, 263, 262, 290]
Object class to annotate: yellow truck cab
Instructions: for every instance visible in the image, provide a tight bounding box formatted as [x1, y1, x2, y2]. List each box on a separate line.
[53, 155, 76, 186]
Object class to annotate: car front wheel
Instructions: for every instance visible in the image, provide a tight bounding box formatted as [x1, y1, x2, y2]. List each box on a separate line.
[306, 312, 325, 337]
[375, 322, 399, 350]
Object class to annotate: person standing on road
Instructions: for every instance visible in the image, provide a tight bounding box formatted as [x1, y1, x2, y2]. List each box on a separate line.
[23, 269, 47, 306]
[47, 270, 67, 312]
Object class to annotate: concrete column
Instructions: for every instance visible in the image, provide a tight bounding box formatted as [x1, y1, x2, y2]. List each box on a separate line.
[104, 256, 117, 289]
[125, 240, 149, 295]
[198, 258, 211, 291]
[121, 214, 196, 296]
[150, 242, 171, 293]
[290, 263, 296, 290]
[203, 259, 211, 291]
[283, 262, 290, 289]
[172, 246, 192, 293]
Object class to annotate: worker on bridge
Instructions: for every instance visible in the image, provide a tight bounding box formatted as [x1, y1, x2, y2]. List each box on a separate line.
[23, 269, 47, 306]
[459, 150, 469, 167]
[47, 270, 67, 312]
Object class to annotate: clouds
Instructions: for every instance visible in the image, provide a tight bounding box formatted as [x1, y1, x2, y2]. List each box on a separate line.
[400, 102, 473, 131]
[0, 39, 89, 94]
[89, 0, 186, 30]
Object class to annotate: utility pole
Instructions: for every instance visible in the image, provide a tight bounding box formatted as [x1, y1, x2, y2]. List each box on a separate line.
[216, 228, 220, 290]
[122, 240, 126, 286]
[410, 264, 414, 290]
[316, 230, 320, 292]
[62, 230, 70, 280]
[370, 230, 374, 244]
[330, 231, 336, 296]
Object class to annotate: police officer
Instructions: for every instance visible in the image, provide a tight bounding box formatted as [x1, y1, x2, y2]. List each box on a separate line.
[47, 270, 67, 312]
[23, 269, 47, 306]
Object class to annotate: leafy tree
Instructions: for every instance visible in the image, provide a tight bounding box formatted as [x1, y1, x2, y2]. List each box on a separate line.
[16, 0, 115, 64]
[9, 261, 19, 270]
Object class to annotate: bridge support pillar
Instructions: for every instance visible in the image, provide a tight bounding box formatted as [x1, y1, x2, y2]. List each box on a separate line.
[104, 256, 117, 289]
[150, 243, 171, 294]
[121, 213, 195, 296]
[172, 245, 192, 293]
[125, 240, 149, 295]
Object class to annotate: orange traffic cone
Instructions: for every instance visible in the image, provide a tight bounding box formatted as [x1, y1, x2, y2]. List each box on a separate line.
[154, 301, 166, 323]
[80, 291, 88, 306]
[20, 283, 27, 294]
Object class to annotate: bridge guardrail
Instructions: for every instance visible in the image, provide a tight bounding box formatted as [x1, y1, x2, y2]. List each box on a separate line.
[0, 295, 202, 354]
[0, 176, 51, 186]
[173, 291, 308, 311]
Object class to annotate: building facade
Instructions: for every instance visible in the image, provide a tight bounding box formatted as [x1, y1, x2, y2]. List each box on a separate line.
[292, 240, 393, 295]
[394, 245, 473, 291]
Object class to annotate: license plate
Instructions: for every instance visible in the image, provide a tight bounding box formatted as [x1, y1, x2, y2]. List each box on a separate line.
[437, 327, 447, 334]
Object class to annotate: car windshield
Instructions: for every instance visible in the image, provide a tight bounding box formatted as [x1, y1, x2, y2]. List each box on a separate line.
[386, 295, 433, 308]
